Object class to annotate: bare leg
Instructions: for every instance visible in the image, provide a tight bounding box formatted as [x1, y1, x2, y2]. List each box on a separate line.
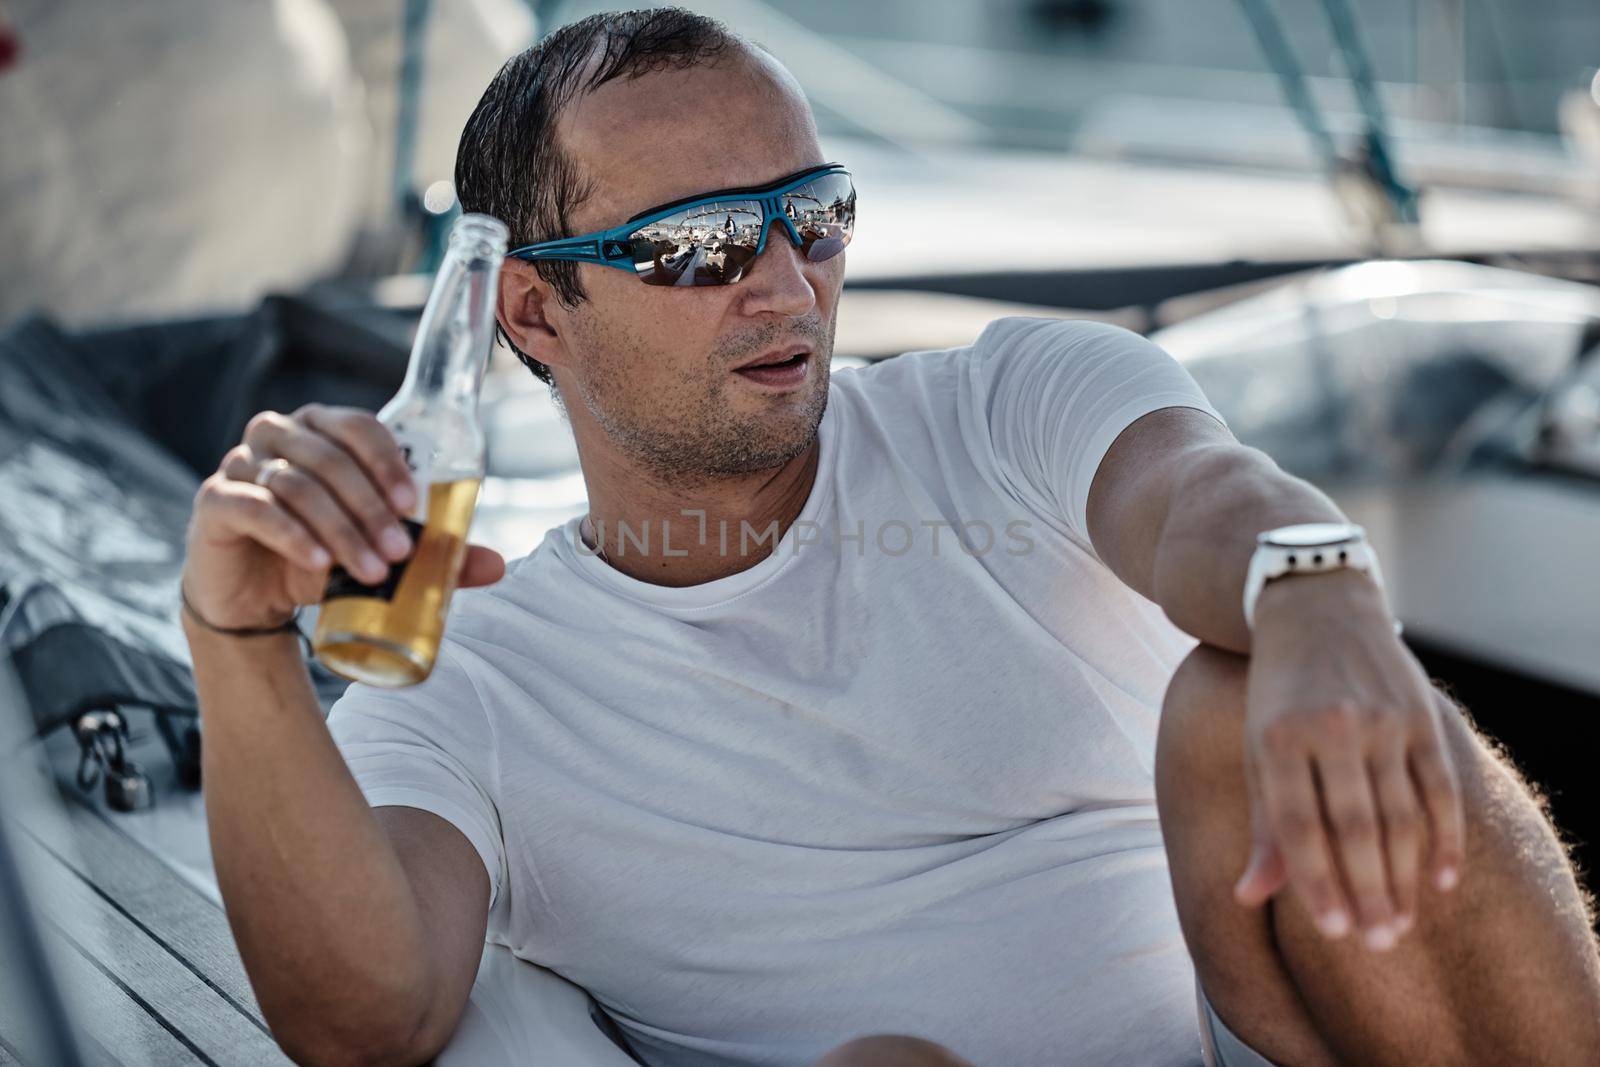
[812, 1034, 976, 1067]
[1156, 644, 1600, 1066]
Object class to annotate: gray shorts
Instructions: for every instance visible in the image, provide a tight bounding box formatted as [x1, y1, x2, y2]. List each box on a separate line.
[1197, 979, 1280, 1067]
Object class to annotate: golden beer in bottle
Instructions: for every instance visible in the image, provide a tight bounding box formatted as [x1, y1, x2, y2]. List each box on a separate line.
[312, 213, 508, 687]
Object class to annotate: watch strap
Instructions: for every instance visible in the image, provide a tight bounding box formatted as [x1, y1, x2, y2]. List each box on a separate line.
[1242, 530, 1402, 635]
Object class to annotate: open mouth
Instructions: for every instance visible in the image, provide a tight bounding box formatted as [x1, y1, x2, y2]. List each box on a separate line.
[747, 351, 806, 370]
[734, 350, 811, 387]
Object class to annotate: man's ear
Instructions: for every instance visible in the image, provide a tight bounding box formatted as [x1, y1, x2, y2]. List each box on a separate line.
[498, 258, 567, 369]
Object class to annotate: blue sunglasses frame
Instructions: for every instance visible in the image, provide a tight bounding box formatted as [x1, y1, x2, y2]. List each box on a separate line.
[505, 162, 853, 281]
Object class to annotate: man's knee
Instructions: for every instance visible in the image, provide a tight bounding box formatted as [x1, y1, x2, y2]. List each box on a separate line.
[1158, 640, 1598, 939]
[1156, 644, 1250, 800]
[1425, 685, 1599, 929]
[1157, 644, 1600, 1062]
[812, 1034, 975, 1067]
[1162, 642, 1248, 715]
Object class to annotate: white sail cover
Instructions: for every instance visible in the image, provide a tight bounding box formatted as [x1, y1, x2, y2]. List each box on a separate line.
[0, 0, 368, 327]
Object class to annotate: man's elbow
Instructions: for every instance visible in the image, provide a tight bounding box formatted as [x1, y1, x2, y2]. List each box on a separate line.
[270, 995, 448, 1067]
[277, 1027, 436, 1067]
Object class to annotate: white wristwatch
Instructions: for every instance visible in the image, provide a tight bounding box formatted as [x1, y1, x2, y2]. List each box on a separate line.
[1242, 522, 1400, 634]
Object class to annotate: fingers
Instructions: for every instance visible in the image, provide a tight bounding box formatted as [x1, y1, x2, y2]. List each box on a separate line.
[1315, 738, 1398, 949]
[1255, 723, 1354, 939]
[219, 443, 259, 483]
[227, 409, 504, 595]
[1371, 747, 1423, 934]
[459, 545, 506, 589]
[200, 476, 331, 572]
[1412, 713, 1467, 893]
[1233, 840, 1287, 908]
[1251, 692, 1458, 956]
[243, 411, 413, 565]
[296, 404, 418, 515]
[1234, 745, 1289, 906]
[245, 450, 391, 585]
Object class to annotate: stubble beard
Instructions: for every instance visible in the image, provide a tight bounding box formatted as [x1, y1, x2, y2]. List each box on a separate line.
[576, 319, 834, 489]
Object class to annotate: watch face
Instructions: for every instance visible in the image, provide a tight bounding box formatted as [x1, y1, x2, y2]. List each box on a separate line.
[1261, 522, 1363, 548]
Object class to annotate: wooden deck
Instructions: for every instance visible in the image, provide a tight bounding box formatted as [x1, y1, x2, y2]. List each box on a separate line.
[0, 755, 643, 1067]
[1, 792, 293, 1067]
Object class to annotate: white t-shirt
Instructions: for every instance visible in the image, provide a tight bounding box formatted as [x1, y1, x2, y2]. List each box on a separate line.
[327, 317, 1230, 1067]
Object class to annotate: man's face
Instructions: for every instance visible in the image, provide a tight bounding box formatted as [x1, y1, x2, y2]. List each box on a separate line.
[548, 49, 841, 487]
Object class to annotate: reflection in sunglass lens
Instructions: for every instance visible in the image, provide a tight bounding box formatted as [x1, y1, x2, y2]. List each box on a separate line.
[625, 171, 856, 287]
[782, 172, 855, 265]
[629, 200, 764, 287]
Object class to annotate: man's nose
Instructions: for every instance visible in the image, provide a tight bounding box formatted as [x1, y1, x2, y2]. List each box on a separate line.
[737, 226, 820, 318]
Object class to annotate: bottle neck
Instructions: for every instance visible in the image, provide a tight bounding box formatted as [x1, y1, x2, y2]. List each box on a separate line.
[396, 248, 499, 408]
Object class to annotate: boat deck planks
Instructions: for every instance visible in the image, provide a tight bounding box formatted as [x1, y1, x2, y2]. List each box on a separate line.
[3, 791, 293, 1066]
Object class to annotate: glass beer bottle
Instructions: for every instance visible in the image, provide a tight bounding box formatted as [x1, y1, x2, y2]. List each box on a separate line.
[312, 213, 508, 687]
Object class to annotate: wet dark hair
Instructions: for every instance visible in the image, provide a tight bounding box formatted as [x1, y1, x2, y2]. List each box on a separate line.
[455, 7, 743, 386]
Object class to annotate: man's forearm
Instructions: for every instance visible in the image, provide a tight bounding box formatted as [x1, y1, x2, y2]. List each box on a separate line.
[1149, 445, 1386, 653]
[189, 622, 435, 1063]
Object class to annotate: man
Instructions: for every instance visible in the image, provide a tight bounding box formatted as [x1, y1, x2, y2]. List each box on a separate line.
[178, 8, 1600, 1066]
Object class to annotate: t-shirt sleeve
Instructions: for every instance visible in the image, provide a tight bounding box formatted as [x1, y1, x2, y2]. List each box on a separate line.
[966, 316, 1228, 555]
[324, 640, 506, 912]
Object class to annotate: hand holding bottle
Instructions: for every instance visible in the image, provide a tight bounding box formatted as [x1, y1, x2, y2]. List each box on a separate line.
[181, 404, 506, 633]
[183, 213, 509, 688]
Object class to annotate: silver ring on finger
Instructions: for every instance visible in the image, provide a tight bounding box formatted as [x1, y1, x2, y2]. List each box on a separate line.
[254, 457, 293, 488]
